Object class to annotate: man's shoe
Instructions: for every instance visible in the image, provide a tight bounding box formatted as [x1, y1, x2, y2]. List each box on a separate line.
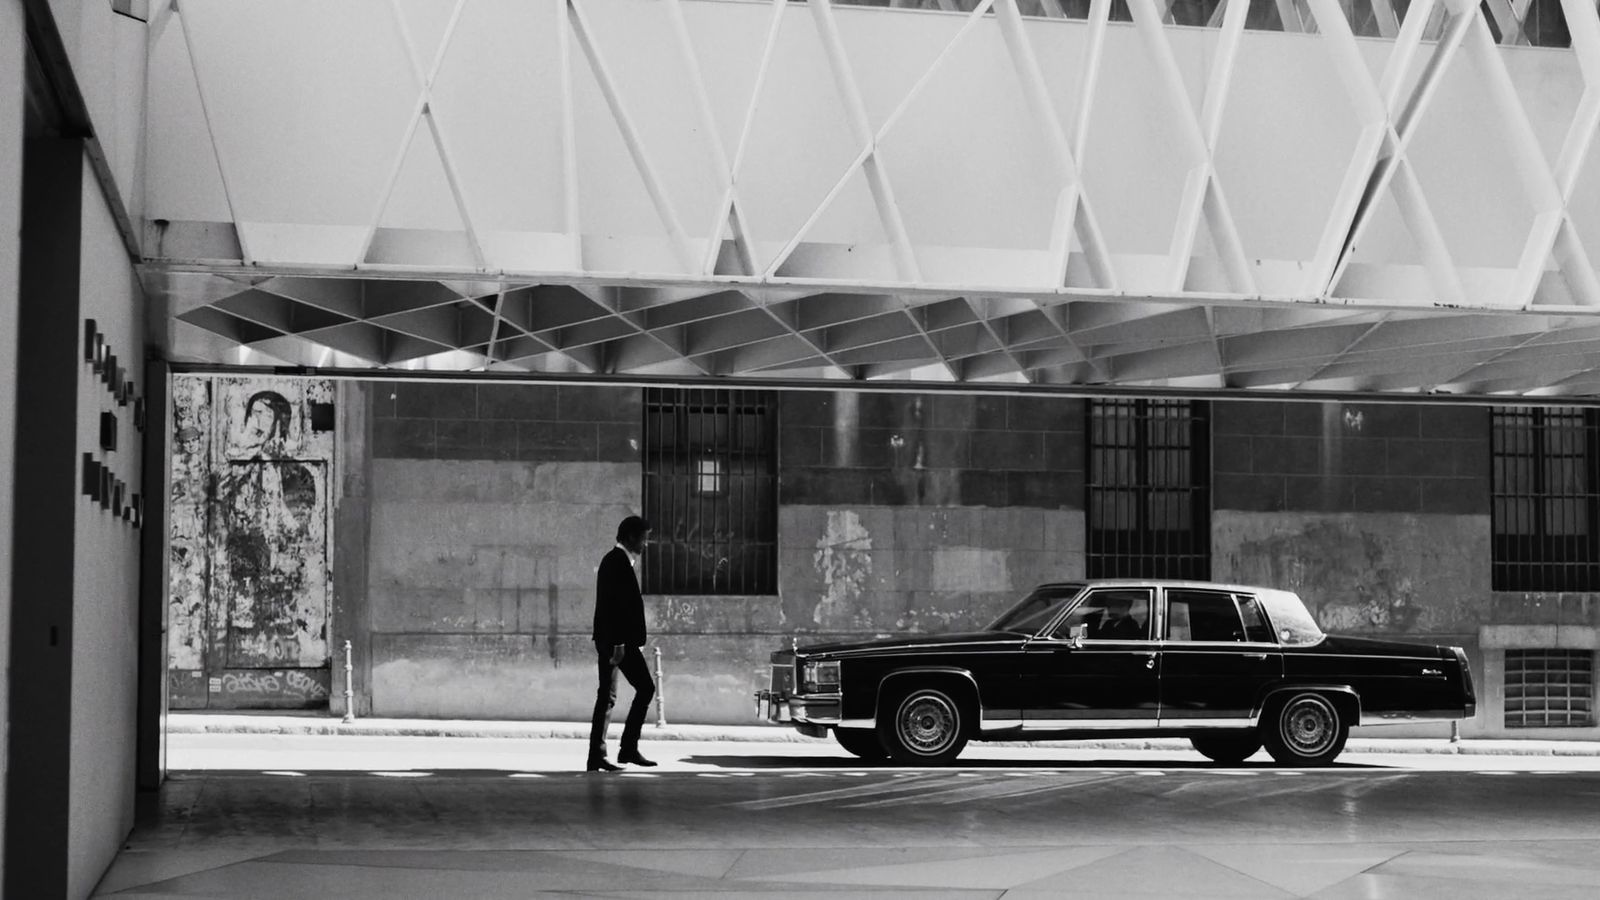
[617, 750, 657, 767]
[586, 758, 622, 772]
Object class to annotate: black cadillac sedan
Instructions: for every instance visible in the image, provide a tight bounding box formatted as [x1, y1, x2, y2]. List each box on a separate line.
[757, 580, 1475, 766]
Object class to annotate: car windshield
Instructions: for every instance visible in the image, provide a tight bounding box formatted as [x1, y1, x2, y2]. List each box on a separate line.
[985, 584, 1085, 634]
[1257, 589, 1325, 646]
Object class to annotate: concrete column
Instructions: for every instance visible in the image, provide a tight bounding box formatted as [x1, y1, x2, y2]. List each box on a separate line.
[6, 136, 86, 900]
[332, 380, 373, 716]
[137, 359, 171, 789]
[0, 0, 25, 881]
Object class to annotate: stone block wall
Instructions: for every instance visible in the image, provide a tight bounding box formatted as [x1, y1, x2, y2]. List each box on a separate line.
[778, 392, 1086, 636]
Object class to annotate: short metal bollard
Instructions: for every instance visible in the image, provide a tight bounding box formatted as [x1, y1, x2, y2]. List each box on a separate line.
[652, 645, 666, 727]
[341, 639, 355, 725]
[1450, 720, 1460, 743]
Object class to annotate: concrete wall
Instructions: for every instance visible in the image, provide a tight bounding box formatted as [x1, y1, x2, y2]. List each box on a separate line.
[347, 385, 1090, 723]
[0, 0, 23, 878]
[193, 385, 1599, 735]
[69, 156, 145, 900]
[363, 382, 645, 719]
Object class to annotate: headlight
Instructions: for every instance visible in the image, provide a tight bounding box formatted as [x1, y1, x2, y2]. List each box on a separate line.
[801, 660, 840, 692]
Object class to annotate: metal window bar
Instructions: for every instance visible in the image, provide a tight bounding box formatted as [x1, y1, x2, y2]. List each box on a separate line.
[1491, 407, 1600, 592]
[1086, 398, 1211, 579]
[642, 388, 777, 596]
[1504, 649, 1594, 728]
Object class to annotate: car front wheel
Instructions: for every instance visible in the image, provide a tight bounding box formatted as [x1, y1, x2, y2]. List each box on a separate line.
[1262, 692, 1350, 766]
[1190, 733, 1262, 765]
[878, 686, 970, 765]
[834, 727, 886, 761]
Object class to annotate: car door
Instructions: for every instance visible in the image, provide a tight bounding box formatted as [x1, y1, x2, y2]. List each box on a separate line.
[1020, 587, 1160, 728]
[1158, 588, 1283, 725]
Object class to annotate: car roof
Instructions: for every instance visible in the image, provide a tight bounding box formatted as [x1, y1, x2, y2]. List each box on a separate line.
[1038, 579, 1287, 595]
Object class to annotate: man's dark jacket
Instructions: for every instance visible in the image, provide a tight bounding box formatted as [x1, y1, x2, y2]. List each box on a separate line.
[593, 547, 647, 647]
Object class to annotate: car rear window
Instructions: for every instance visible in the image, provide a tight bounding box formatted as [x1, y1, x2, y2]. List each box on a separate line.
[1257, 590, 1325, 646]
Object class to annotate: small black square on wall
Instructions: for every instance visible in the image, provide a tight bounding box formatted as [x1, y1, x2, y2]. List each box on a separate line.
[100, 411, 118, 452]
[82, 454, 100, 500]
[310, 401, 335, 432]
[83, 319, 98, 363]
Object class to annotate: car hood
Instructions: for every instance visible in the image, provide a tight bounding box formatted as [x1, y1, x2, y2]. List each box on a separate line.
[1306, 634, 1445, 658]
[797, 631, 1019, 658]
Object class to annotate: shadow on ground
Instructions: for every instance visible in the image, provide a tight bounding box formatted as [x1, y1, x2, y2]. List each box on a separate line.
[678, 754, 1381, 770]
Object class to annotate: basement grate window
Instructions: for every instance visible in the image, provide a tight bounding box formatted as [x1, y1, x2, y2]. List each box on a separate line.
[1086, 399, 1210, 580]
[642, 388, 777, 596]
[1491, 407, 1600, 592]
[1504, 649, 1594, 728]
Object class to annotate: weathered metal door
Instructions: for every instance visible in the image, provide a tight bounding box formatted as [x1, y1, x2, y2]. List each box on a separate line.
[169, 377, 334, 709]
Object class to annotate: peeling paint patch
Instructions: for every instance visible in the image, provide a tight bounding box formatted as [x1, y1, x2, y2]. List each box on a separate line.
[813, 511, 873, 628]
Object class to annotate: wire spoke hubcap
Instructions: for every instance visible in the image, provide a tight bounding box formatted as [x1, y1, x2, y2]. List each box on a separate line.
[898, 693, 957, 755]
[1281, 696, 1338, 756]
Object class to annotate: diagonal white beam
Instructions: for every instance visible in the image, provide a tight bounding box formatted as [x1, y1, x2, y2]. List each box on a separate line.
[765, 0, 997, 282]
[352, 0, 471, 269]
[701, 0, 788, 276]
[558, 0, 582, 268]
[567, 0, 699, 273]
[388, 0, 486, 270]
[172, 0, 254, 264]
[994, 0, 1119, 291]
[808, 0, 922, 282]
[1127, 0, 1255, 294]
[1313, 0, 1475, 305]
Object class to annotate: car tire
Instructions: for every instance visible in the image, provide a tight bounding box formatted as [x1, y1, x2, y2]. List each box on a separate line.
[1190, 733, 1263, 765]
[834, 727, 887, 761]
[878, 685, 970, 765]
[1261, 692, 1350, 766]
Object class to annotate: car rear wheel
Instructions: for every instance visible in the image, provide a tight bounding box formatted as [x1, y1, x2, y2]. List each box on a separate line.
[1190, 733, 1262, 765]
[878, 685, 970, 765]
[1262, 692, 1349, 766]
[834, 727, 886, 760]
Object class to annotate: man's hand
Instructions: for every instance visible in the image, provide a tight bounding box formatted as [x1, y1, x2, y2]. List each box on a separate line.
[609, 644, 625, 665]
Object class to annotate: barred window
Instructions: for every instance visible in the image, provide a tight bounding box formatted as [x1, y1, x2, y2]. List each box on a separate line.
[642, 388, 776, 595]
[1491, 407, 1600, 592]
[1504, 649, 1594, 728]
[1087, 399, 1210, 580]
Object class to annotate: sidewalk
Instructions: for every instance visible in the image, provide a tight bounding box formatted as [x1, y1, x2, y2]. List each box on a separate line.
[168, 712, 1600, 756]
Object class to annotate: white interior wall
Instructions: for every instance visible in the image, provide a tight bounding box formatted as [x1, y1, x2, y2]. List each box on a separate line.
[68, 152, 145, 899]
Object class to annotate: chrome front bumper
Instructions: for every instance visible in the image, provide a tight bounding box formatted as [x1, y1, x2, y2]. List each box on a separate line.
[755, 690, 841, 725]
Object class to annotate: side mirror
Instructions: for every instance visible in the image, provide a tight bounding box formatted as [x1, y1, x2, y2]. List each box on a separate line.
[1067, 624, 1088, 649]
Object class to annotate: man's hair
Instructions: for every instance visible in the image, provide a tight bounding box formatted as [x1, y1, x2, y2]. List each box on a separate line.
[616, 515, 651, 543]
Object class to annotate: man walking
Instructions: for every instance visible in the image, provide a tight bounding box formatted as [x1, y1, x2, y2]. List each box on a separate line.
[587, 515, 658, 772]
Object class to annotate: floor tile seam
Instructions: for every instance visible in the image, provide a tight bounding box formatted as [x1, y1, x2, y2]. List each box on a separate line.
[719, 848, 749, 881]
[1181, 845, 1358, 899]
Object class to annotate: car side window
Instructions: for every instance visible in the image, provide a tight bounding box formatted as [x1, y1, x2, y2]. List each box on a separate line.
[1235, 594, 1275, 643]
[1165, 589, 1249, 642]
[1051, 588, 1152, 641]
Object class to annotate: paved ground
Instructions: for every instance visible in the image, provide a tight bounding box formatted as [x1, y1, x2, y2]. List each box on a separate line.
[96, 729, 1600, 898]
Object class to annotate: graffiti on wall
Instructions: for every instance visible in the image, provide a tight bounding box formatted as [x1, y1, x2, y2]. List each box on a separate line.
[169, 376, 335, 708]
[1222, 514, 1489, 635]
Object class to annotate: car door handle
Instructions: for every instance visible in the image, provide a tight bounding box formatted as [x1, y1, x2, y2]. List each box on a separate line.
[1242, 652, 1268, 660]
[1146, 657, 1155, 669]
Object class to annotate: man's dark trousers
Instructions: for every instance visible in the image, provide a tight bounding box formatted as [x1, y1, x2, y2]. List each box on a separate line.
[589, 643, 655, 762]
